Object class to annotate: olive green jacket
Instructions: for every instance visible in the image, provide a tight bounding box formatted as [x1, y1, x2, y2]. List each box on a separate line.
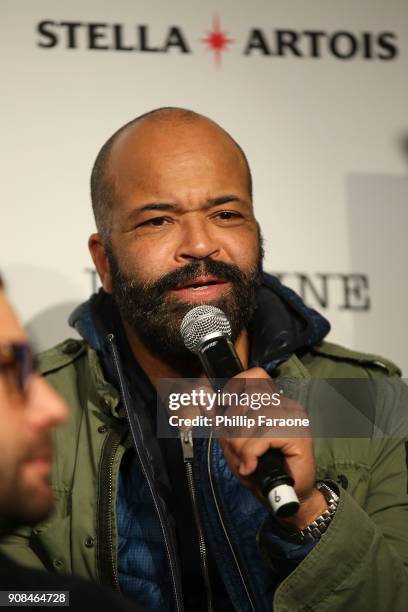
[1, 339, 407, 611]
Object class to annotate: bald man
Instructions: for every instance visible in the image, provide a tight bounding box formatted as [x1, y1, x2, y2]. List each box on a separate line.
[1, 108, 407, 611]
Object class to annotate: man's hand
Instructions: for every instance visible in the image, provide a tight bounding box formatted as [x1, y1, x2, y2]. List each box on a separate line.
[219, 367, 328, 532]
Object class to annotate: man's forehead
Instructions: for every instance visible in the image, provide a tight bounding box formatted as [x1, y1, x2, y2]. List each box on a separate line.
[0, 291, 26, 343]
[109, 116, 246, 177]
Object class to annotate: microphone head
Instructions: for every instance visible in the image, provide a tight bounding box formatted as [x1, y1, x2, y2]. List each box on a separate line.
[180, 305, 231, 354]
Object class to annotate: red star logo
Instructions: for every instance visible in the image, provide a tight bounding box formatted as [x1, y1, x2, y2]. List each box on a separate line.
[201, 16, 235, 66]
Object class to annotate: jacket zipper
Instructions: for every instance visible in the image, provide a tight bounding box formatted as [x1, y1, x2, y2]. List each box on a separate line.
[98, 427, 122, 591]
[107, 334, 183, 612]
[207, 435, 257, 612]
[180, 430, 214, 612]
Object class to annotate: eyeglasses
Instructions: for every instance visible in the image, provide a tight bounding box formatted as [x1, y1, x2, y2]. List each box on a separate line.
[0, 342, 35, 397]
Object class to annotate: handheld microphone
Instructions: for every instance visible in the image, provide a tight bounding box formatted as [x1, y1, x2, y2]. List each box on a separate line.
[180, 305, 300, 518]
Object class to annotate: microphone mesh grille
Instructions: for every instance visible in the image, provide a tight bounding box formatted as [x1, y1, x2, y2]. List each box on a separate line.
[180, 305, 231, 354]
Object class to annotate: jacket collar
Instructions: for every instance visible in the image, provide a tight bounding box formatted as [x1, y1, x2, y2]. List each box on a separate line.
[250, 274, 330, 371]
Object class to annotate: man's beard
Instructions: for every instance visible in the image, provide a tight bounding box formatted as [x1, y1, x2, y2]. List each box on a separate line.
[0, 485, 53, 535]
[0, 463, 54, 536]
[107, 241, 264, 371]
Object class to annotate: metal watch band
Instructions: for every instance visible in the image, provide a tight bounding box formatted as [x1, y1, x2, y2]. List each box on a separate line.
[287, 481, 340, 544]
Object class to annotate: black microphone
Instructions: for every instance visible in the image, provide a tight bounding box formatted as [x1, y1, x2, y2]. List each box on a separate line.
[180, 305, 300, 518]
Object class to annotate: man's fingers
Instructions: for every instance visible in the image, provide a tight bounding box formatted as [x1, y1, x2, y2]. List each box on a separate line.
[221, 436, 285, 477]
[222, 435, 312, 478]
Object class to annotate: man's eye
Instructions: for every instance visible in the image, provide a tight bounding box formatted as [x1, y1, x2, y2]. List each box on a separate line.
[139, 217, 170, 228]
[214, 211, 242, 221]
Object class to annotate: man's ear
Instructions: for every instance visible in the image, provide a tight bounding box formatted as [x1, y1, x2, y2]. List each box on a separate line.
[88, 233, 112, 293]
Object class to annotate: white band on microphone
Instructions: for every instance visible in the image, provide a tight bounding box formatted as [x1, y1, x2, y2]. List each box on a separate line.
[267, 484, 300, 514]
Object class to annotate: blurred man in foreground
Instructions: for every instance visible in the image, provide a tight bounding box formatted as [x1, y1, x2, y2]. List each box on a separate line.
[0, 275, 66, 536]
[0, 273, 146, 611]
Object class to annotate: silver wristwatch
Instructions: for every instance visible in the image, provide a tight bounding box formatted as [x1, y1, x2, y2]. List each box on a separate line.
[287, 481, 340, 544]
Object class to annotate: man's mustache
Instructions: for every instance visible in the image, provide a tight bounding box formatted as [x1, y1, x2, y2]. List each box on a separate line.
[146, 258, 247, 294]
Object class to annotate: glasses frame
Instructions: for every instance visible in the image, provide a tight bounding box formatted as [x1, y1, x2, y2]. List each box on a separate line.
[0, 342, 35, 396]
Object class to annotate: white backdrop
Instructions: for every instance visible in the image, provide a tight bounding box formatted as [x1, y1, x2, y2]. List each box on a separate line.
[1, 0, 407, 373]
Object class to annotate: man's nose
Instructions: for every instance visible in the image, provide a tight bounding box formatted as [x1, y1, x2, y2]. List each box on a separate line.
[26, 375, 68, 431]
[175, 217, 220, 262]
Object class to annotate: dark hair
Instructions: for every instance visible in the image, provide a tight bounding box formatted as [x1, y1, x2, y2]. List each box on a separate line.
[90, 107, 253, 242]
[0, 272, 4, 289]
